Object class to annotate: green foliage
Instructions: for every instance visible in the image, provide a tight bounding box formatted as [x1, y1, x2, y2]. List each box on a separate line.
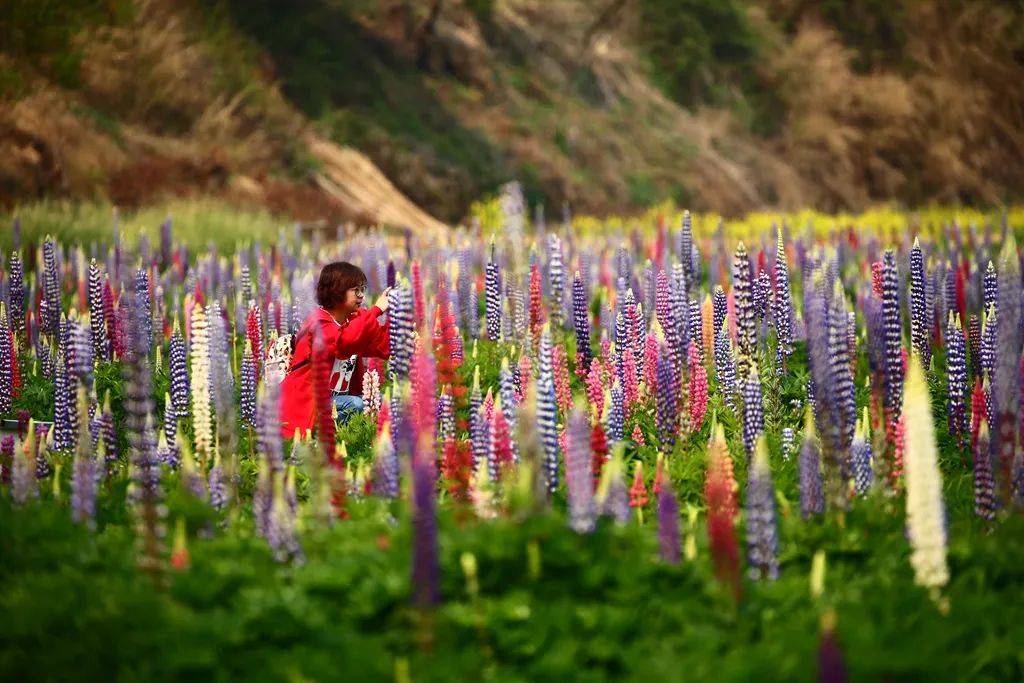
[0, 0, 134, 88]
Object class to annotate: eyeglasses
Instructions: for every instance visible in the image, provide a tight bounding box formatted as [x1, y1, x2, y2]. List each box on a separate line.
[349, 285, 367, 295]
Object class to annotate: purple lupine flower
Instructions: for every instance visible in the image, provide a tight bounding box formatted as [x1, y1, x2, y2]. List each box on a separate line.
[773, 231, 794, 360]
[122, 287, 161, 506]
[714, 321, 736, 410]
[688, 298, 703, 362]
[733, 243, 756, 382]
[169, 321, 190, 417]
[52, 357, 75, 451]
[983, 260, 997, 315]
[257, 372, 284, 473]
[602, 465, 631, 525]
[71, 316, 93, 383]
[656, 345, 678, 454]
[909, 239, 930, 367]
[631, 301, 646, 377]
[679, 210, 693, 289]
[818, 616, 848, 683]
[946, 313, 967, 436]
[973, 420, 996, 520]
[829, 288, 856, 461]
[387, 284, 413, 380]
[208, 464, 227, 510]
[881, 250, 904, 422]
[547, 233, 564, 328]
[657, 481, 681, 564]
[0, 307, 11, 415]
[712, 286, 727, 344]
[566, 405, 596, 533]
[267, 470, 304, 564]
[41, 237, 60, 336]
[851, 432, 873, 496]
[980, 305, 996, 382]
[863, 295, 886, 378]
[71, 448, 98, 527]
[411, 449, 440, 606]
[799, 416, 825, 519]
[993, 237, 1022, 503]
[606, 381, 624, 444]
[437, 390, 455, 442]
[485, 244, 502, 341]
[741, 368, 765, 460]
[101, 393, 119, 464]
[35, 423, 51, 479]
[372, 429, 400, 499]
[134, 267, 152, 354]
[88, 260, 110, 362]
[499, 359, 519, 460]
[572, 271, 592, 372]
[753, 270, 771, 325]
[537, 326, 560, 492]
[8, 252, 25, 334]
[239, 342, 257, 427]
[669, 262, 688, 368]
[745, 437, 779, 580]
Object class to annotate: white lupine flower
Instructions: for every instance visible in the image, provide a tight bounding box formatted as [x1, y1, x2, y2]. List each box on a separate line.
[902, 354, 949, 589]
[190, 303, 213, 456]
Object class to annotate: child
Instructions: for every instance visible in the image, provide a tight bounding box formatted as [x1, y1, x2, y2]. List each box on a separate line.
[279, 262, 390, 438]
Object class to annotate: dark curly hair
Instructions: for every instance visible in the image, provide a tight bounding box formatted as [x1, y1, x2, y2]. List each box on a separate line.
[316, 262, 367, 308]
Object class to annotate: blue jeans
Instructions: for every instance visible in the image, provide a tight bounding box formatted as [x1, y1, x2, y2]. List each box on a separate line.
[332, 393, 364, 425]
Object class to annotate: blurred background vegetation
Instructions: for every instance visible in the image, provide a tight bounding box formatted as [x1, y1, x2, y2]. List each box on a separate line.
[2, 0, 1023, 225]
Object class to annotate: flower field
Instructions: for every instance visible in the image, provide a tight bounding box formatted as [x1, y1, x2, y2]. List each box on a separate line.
[2, 192, 1024, 681]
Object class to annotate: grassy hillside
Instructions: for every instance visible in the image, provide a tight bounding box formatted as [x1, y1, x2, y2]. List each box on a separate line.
[2, 0, 1023, 224]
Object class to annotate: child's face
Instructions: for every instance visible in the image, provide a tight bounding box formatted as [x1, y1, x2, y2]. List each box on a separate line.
[342, 283, 367, 311]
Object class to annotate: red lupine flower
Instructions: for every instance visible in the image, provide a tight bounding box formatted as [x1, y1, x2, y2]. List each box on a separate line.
[970, 378, 987, 451]
[441, 436, 473, 501]
[871, 261, 884, 299]
[631, 423, 645, 445]
[491, 407, 514, 480]
[629, 462, 649, 508]
[529, 262, 544, 344]
[706, 428, 741, 600]
[687, 342, 708, 431]
[553, 345, 573, 415]
[590, 420, 608, 489]
[411, 259, 425, 330]
[586, 362, 604, 418]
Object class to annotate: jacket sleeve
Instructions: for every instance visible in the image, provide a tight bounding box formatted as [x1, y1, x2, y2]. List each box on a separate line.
[337, 307, 390, 359]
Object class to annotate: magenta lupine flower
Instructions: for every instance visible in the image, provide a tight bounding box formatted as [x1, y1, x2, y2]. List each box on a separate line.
[566, 405, 596, 533]
[688, 342, 708, 431]
[658, 481, 681, 565]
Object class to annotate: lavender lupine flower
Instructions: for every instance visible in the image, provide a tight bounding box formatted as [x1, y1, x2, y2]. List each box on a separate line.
[471, 401, 489, 479]
[946, 313, 967, 436]
[566, 404, 596, 533]
[598, 453, 630, 524]
[0, 305, 11, 415]
[679, 210, 693, 290]
[411, 450, 440, 606]
[973, 419, 996, 520]
[253, 458, 273, 538]
[372, 428, 400, 499]
[71, 399, 98, 527]
[746, 436, 779, 580]
[993, 237, 1022, 504]
[8, 252, 25, 334]
[572, 272, 592, 372]
[160, 393, 179, 468]
[548, 233, 564, 327]
[100, 392, 119, 464]
[829, 287, 856, 459]
[773, 232, 794, 361]
[485, 244, 502, 341]
[71, 314, 93, 384]
[52, 356, 75, 451]
[239, 340, 257, 427]
[733, 243, 756, 382]
[658, 481, 681, 564]
[909, 239, 930, 368]
[88, 260, 110, 362]
[656, 345, 678, 453]
[388, 284, 413, 379]
[632, 301, 646, 376]
[882, 250, 904, 423]
[537, 325, 560, 492]
[614, 310, 628, 384]
[207, 302, 234, 413]
[169, 320, 189, 417]
[257, 373, 284, 473]
[267, 469, 304, 564]
[208, 455, 227, 511]
[753, 271, 771, 325]
[799, 408, 825, 519]
[714, 322, 736, 410]
[741, 368, 765, 460]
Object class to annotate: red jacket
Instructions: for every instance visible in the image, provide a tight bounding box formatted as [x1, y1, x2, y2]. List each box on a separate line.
[279, 306, 389, 438]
